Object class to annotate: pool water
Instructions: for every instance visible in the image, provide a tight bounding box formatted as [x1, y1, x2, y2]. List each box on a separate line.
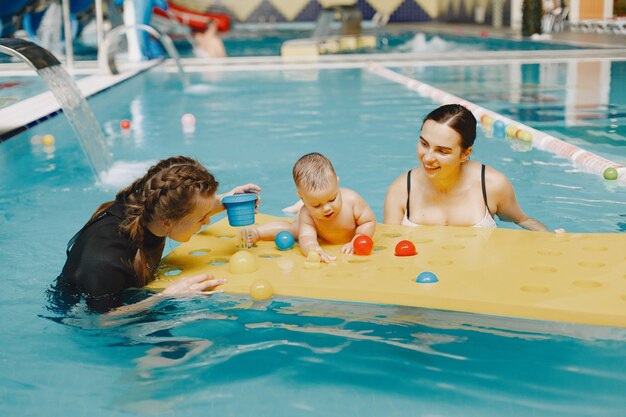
[1, 63, 625, 416]
[405, 61, 626, 166]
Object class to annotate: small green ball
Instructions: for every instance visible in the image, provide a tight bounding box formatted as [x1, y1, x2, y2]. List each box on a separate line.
[603, 167, 618, 180]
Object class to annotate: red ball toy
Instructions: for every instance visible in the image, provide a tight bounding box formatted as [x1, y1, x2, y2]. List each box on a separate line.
[120, 119, 131, 130]
[353, 235, 374, 256]
[395, 240, 417, 256]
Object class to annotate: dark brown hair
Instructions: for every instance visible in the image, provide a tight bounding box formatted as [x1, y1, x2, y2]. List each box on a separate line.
[423, 104, 477, 150]
[90, 156, 218, 285]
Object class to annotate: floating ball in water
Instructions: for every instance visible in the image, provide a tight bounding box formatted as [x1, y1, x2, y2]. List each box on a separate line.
[250, 279, 273, 300]
[395, 240, 417, 256]
[275, 230, 295, 250]
[492, 120, 505, 138]
[505, 125, 519, 138]
[353, 235, 374, 256]
[181, 113, 196, 126]
[120, 119, 131, 130]
[228, 250, 258, 274]
[603, 167, 618, 180]
[416, 271, 439, 284]
[480, 114, 494, 126]
[516, 130, 532, 142]
[41, 134, 55, 146]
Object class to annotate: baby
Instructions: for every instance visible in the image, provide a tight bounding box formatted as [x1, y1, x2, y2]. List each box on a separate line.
[245, 152, 376, 262]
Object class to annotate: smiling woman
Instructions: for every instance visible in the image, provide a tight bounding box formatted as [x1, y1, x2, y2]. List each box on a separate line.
[54, 155, 260, 312]
[384, 104, 553, 231]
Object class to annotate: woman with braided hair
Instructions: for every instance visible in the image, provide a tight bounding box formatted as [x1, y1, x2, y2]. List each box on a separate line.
[56, 156, 261, 312]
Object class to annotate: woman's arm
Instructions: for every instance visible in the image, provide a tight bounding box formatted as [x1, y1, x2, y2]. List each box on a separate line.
[103, 275, 226, 320]
[489, 169, 549, 232]
[383, 173, 408, 225]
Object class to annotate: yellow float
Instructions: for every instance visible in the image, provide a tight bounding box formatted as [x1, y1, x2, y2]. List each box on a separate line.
[148, 215, 626, 328]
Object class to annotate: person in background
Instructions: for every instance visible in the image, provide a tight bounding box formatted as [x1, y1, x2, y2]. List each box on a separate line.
[194, 19, 226, 58]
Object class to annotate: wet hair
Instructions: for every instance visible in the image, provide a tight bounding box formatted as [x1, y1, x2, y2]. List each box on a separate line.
[423, 104, 477, 150]
[292, 152, 337, 192]
[89, 156, 219, 285]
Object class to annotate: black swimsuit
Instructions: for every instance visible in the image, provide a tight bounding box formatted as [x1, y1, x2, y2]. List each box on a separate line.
[58, 202, 165, 299]
[406, 164, 491, 219]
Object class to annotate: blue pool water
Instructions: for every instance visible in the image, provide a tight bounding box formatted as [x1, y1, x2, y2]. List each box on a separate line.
[405, 61, 626, 166]
[1, 63, 625, 416]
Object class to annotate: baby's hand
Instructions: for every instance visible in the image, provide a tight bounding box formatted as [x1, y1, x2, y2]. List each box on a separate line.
[341, 242, 354, 255]
[316, 248, 337, 263]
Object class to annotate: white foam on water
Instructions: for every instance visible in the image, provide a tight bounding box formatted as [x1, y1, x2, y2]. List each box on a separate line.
[98, 160, 154, 189]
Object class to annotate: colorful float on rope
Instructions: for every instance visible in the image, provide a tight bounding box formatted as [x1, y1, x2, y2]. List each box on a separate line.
[153, 1, 230, 32]
[149, 214, 626, 328]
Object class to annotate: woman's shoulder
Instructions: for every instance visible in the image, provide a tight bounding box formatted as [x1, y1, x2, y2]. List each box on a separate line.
[479, 163, 514, 199]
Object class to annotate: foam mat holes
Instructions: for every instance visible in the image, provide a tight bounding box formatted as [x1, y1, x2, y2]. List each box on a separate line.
[441, 245, 464, 251]
[259, 253, 282, 259]
[530, 266, 558, 273]
[162, 268, 182, 277]
[326, 272, 353, 278]
[383, 233, 402, 238]
[537, 250, 563, 256]
[373, 246, 387, 252]
[573, 280, 601, 289]
[377, 266, 404, 272]
[348, 258, 370, 264]
[577, 261, 605, 268]
[521, 286, 549, 294]
[217, 234, 235, 239]
[208, 258, 229, 266]
[412, 239, 433, 244]
[583, 246, 608, 252]
[428, 259, 453, 266]
[189, 249, 211, 256]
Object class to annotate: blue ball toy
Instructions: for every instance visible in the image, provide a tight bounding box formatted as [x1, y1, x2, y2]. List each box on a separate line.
[275, 231, 295, 251]
[493, 120, 505, 138]
[416, 271, 439, 284]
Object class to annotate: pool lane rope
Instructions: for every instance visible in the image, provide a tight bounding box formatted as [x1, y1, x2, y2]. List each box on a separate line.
[367, 62, 626, 186]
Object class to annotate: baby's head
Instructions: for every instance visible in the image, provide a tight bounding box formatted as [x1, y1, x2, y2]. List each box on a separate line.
[293, 153, 342, 220]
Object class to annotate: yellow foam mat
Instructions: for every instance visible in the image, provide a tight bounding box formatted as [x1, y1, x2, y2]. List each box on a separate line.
[148, 215, 626, 328]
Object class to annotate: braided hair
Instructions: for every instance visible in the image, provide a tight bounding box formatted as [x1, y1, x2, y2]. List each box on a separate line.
[90, 156, 219, 285]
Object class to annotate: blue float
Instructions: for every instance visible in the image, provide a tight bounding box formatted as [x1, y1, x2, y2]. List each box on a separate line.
[275, 230, 295, 251]
[416, 271, 439, 284]
[493, 120, 506, 139]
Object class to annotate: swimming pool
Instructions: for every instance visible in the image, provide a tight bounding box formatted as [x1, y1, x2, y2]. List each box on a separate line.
[1, 59, 625, 416]
[192, 29, 589, 57]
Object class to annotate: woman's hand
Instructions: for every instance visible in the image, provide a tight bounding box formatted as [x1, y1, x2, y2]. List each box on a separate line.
[221, 183, 262, 212]
[162, 274, 226, 297]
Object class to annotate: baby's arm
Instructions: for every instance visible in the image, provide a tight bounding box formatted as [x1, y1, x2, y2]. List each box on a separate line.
[342, 193, 377, 255]
[298, 210, 336, 262]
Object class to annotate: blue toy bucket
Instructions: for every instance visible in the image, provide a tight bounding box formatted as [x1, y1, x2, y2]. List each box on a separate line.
[221, 194, 258, 227]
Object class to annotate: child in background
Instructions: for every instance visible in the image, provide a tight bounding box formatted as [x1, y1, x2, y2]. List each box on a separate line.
[244, 153, 376, 262]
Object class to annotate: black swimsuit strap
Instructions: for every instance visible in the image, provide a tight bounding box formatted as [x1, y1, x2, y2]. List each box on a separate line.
[481, 164, 491, 215]
[406, 169, 412, 219]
